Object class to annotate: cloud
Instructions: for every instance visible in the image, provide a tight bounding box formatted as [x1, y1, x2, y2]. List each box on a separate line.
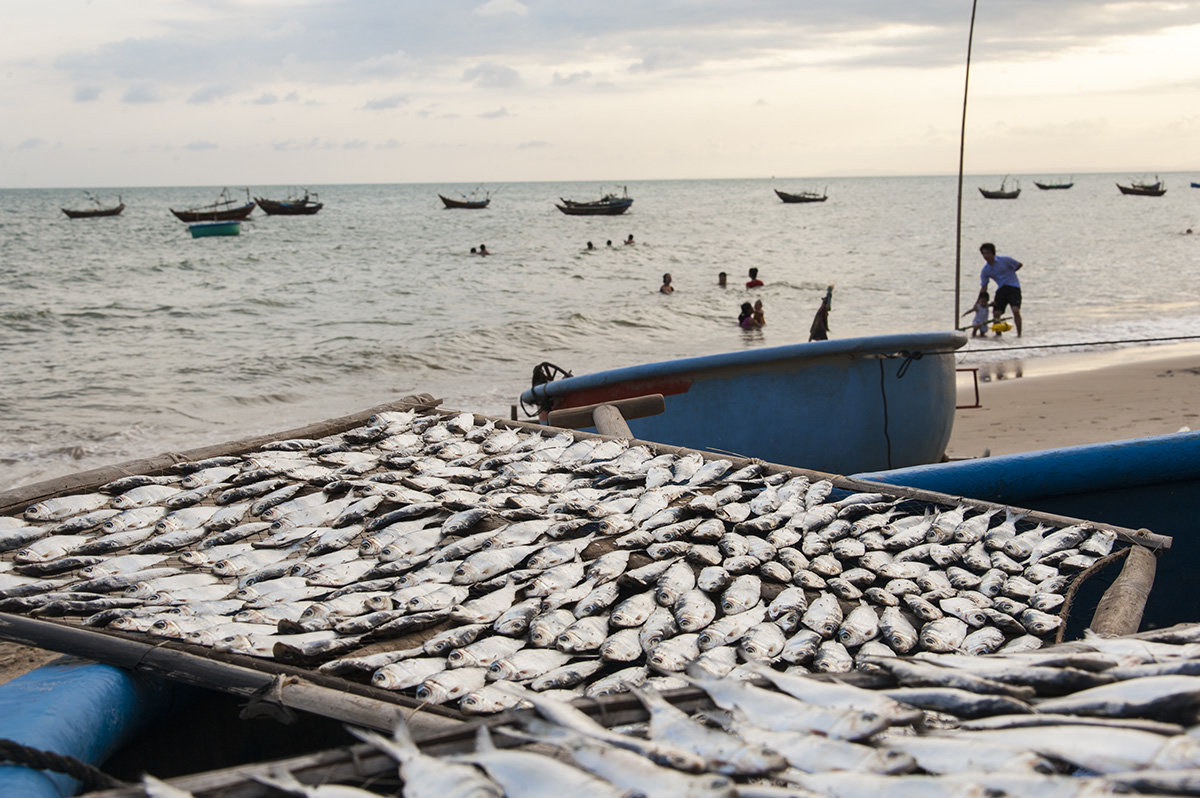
[363, 94, 408, 110]
[273, 138, 322, 151]
[17, 138, 45, 150]
[188, 85, 231, 104]
[517, 140, 549, 149]
[73, 85, 102, 102]
[185, 141, 218, 151]
[478, 107, 510, 119]
[552, 71, 592, 86]
[121, 83, 160, 103]
[376, 139, 401, 149]
[251, 93, 279, 105]
[628, 49, 696, 74]
[463, 63, 521, 89]
[473, 0, 529, 17]
[342, 139, 367, 149]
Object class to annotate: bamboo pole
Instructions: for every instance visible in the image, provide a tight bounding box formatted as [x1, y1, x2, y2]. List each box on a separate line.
[1088, 542, 1158, 637]
[0, 614, 464, 734]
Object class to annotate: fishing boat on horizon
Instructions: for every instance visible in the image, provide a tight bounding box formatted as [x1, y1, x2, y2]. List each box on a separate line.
[978, 176, 1020, 199]
[774, 187, 828, 203]
[61, 193, 124, 219]
[1116, 176, 1166, 196]
[1033, 178, 1073, 190]
[439, 189, 491, 209]
[254, 190, 323, 215]
[555, 189, 633, 215]
[170, 188, 256, 222]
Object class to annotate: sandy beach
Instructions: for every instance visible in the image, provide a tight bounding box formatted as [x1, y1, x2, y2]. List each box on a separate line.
[949, 342, 1200, 459]
[1, 342, 1196, 685]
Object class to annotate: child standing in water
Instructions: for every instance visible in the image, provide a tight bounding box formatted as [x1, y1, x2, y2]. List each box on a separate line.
[963, 290, 990, 337]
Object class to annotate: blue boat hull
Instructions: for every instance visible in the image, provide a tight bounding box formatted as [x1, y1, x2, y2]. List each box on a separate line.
[0, 658, 187, 797]
[521, 331, 966, 474]
[188, 221, 241, 238]
[855, 430, 1200, 630]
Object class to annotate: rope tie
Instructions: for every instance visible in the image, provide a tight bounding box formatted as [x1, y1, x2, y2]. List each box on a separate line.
[0, 738, 128, 791]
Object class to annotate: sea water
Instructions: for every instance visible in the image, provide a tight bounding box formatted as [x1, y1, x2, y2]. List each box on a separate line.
[3, 174, 1199, 489]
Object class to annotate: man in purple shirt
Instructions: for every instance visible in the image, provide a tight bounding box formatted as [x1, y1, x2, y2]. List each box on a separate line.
[979, 242, 1023, 337]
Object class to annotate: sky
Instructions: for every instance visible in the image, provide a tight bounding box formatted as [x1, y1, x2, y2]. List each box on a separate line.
[3, 0, 1200, 188]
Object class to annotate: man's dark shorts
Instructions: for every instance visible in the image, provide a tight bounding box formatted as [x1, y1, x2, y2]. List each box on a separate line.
[994, 285, 1021, 314]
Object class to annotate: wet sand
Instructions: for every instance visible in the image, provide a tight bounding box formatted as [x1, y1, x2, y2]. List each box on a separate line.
[950, 342, 1200, 458]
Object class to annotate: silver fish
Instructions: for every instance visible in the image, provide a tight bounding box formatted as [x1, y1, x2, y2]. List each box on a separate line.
[801, 593, 842, 638]
[696, 566, 732, 593]
[611, 590, 658, 627]
[447, 636, 526, 669]
[346, 717, 502, 798]
[920, 617, 969, 652]
[451, 726, 626, 797]
[674, 589, 717, 632]
[632, 687, 787, 777]
[739, 623, 786, 661]
[837, 602, 880, 648]
[415, 667, 489, 705]
[528, 608, 577, 648]
[656, 561, 697, 606]
[556, 614, 610, 653]
[698, 605, 766, 650]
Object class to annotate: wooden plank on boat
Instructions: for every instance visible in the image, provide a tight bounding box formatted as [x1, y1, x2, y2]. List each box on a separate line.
[545, 393, 666, 431]
[0, 613, 465, 733]
[1088, 541, 1158, 636]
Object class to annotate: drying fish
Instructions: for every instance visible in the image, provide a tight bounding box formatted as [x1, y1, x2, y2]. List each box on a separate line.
[347, 718, 502, 798]
[697, 605, 765, 651]
[528, 608, 577, 648]
[24, 494, 110, 522]
[451, 726, 625, 797]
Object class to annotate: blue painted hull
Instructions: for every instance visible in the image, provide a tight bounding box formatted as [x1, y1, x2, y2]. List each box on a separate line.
[854, 430, 1200, 630]
[0, 659, 186, 797]
[521, 331, 966, 474]
[188, 221, 241, 238]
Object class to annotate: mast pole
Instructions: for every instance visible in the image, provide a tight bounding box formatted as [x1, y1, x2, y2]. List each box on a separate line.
[955, 0, 979, 329]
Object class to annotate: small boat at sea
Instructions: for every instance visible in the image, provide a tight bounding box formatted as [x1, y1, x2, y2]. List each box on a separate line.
[61, 193, 124, 219]
[254, 190, 322, 215]
[1033, 178, 1073, 190]
[555, 190, 633, 216]
[1117, 176, 1166, 196]
[519, 331, 966, 473]
[439, 191, 490, 209]
[978, 176, 1020, 199]
[170, 188, 255, 222]
[188, 220, 241, 238]
[774, 188, 828, 203]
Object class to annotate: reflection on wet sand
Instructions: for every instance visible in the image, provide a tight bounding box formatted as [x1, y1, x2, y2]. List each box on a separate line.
[978, 360, 1024, 382]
